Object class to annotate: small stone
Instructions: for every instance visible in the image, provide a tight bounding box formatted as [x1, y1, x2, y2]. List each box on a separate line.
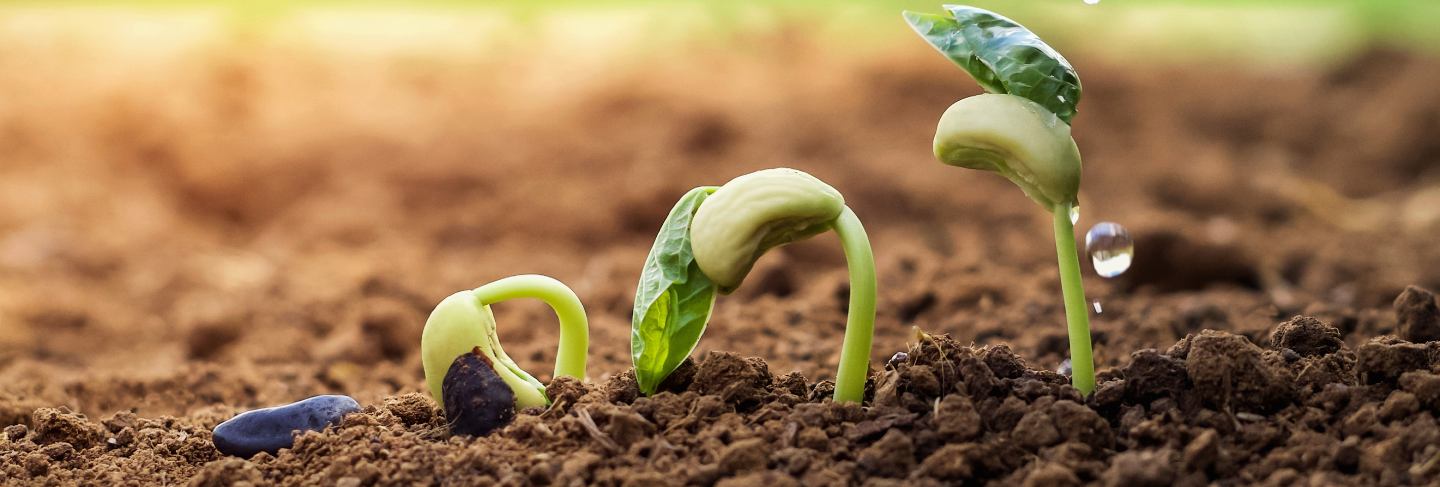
[212, 395, 360, 457]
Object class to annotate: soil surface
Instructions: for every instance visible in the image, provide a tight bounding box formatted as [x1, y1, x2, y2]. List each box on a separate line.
[3, 19, 1440, 485]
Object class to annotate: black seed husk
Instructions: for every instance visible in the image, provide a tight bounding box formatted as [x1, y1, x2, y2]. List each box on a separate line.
[443, 347, 517, 437]
[212, 395, 360, 457]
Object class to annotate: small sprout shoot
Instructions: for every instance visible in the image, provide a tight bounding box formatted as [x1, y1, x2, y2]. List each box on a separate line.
[906, 5, 1096, 395]
[632, 168, 877, 403]
[421, 274, 589, 433]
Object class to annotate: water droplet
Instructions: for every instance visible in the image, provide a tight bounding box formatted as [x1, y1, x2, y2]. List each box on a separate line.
[1085, 222, 1133, 278]
[1083, 0, 1100, 4]
[1069, 206, 1080, 225]
[1057, 358, 1073, 376]
[1091, 300, 1103, 314]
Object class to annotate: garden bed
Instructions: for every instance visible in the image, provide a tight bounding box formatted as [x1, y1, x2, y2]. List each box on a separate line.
[2, 18, 1440, 484]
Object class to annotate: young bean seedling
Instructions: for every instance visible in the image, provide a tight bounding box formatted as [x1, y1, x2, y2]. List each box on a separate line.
[905, 5, 1096, 394]
[631, 168, 876, 403]
[421, 274, 589, 435]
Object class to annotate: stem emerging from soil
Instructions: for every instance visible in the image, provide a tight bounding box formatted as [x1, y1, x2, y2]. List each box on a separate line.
[1052, 202, 1095, 395]
[831, 206, 877, 403]
[471, 274, 589, 381]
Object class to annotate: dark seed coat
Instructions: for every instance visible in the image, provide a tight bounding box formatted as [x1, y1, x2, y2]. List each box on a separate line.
[443, 348, 517, 436]
[212, 395, 360, 457]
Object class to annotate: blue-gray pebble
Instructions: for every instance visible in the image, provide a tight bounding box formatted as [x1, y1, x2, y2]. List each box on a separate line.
[212, 395, 360, 457]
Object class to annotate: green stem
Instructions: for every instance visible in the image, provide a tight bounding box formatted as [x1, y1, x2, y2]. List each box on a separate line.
[471, 274, 589, 381]
[831, 206, 877, 403]
[1052, 202, 1095, 395]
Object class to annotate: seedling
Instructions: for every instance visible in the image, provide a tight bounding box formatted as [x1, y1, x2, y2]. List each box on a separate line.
[905, 5, 1096, 394]
[631, 168, 877, 403]
[421, 274, 589, 434]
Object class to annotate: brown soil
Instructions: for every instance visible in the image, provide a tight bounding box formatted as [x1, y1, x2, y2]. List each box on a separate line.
[3, 18, 1440, 486]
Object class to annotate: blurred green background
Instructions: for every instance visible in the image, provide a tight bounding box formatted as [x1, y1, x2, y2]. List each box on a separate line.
[3, 0, 1438, 66]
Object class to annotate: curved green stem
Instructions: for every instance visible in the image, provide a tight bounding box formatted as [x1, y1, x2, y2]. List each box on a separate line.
[831, 206, 877, 403]
[1052, 202, 1095, 395]
[471, 274, 589, 381]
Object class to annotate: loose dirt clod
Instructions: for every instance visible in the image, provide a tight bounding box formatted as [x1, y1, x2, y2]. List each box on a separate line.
[1394, 285, 1440, 343]
[1184, 331, 1294, 413]
[1270, 315, 1345, 356]
[1357, 337, 1431, 385]
[29, 408, 102, 448]
[691, 352, 772, 409]
[1118, 349, 1188, 403]
[6, 326, 1440, 484]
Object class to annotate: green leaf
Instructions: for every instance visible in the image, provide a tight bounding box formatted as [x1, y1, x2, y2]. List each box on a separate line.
[904, 5, 1081, 123]
[631, 186, 719, 395]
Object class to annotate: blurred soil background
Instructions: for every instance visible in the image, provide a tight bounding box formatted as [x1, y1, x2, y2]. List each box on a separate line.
[1, 0, 1440, 483]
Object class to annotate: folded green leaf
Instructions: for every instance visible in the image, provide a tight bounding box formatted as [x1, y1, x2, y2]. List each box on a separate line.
[631, 186, 719, 395]
[903, 5, 1081, 123]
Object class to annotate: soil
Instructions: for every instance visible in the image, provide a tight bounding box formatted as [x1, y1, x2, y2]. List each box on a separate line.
[3, 19, 1440, 486]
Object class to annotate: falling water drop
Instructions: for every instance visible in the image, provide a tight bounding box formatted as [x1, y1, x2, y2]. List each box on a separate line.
[1085, 222, 1133, 278]
[1057, 358, 1073, 376]
[1069, 206, 1080, 225]
[1091, 300, 1103, 314]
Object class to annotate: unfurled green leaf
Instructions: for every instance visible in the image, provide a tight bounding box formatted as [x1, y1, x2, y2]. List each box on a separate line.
[631, 187, 718, 395]
[904, 5, 1081, 123]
